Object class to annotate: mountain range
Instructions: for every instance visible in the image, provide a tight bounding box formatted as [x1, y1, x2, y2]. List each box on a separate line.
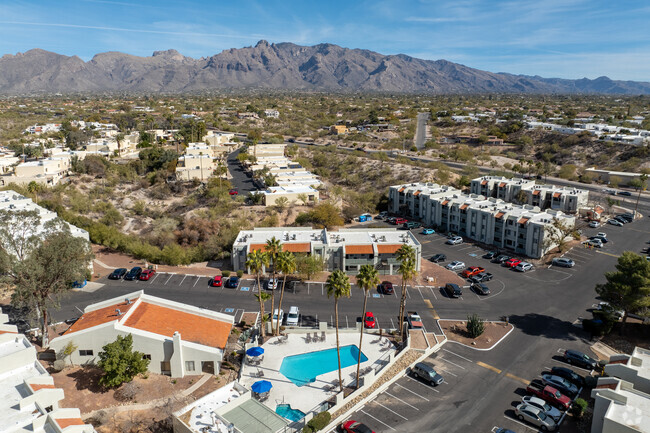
[1, 40, 649, 95]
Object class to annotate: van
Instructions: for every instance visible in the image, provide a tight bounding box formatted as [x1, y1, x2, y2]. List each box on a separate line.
[411, 362, 444, 386]
[403, 221, 421, 230]
[286, 306, 300, 326]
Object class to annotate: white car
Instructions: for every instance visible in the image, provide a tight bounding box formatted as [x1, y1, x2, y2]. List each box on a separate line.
[584, 238, 603, 248]
[272, 308, 284, 324]
[608, 219, 623, 227]
[515, 404, 557, 431]
[286, 306, 300, 326]
[597, 232, 607, 239]
[446, 236, 463, 245]
[515, 262, 534, 272]
[588, 221, 601, 228]
[446, 261, 465, 271]
[266, 278, 279, 290]
[598, 302, 623, 319]
[522, 396, 563, 422]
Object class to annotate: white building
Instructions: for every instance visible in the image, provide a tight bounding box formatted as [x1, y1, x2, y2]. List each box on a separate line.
[175, 154, 217, 182]
[591, 376, 650, 433]
[49, 291, 234, 378]
[1, 157, 71, 186]
[605, 347, 650, 395]
[260, 185, 320, 206]
[264, 109, 280, 119]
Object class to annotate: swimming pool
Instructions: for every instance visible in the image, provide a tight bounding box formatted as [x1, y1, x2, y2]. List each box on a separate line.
[276, 404, 306, 422]
[279, 344, 368, 386]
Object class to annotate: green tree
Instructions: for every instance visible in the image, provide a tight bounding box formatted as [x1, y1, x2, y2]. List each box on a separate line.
[265, 237, 282, 337]
[466, 314, 485, 338]
[595, 252, 650, 328]
[396, 244, 417, 339]
[275, 251, 296, 336]
[295, 254, 324, 280]
[98, 334, 150, 388]
[0, 209, 42, 262]
[275, 196, 289, 212]
[27, 181, 42, 205]
[61, 341, 78, 367]
[326, 270, 351, 393]
[247, 250, 270, 338]
[7, 220, 94, 347]
[355, 264, 380, 389]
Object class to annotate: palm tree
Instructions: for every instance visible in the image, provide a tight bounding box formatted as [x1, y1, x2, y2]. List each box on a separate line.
[27, 181, 41, 204]
[396, 244, 417, 339]
[355, 264, 380, 389]
[254, 291, 271, 343]
[275, 251, 296, 336]
[247, 250, 270, 339]
[326, 269, 351, 393]
[265, 237, 283, 335]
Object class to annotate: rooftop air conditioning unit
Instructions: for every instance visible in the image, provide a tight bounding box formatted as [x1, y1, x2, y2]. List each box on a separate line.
[115, 309, 122, 316]
[125, 298, 131, 305]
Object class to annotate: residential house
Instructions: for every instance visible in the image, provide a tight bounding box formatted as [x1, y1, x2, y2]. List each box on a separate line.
[264, 109, 280, 118]
[175, 154, 217, 182]
[330, 125, 348, 135]
[1, 157, 72, 186]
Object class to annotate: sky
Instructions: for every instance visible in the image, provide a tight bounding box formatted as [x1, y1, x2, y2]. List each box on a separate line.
[0, 0, 648, 81]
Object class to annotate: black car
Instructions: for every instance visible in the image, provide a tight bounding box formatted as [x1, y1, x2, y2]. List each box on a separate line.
[564, 349, 598, 370]
[429, 253, 446, 263]
[550, 366, 585, 387]
[483, 251, 497, 260]
[444, 283, 462, 298]
[469, 272, 493, 283]
[471, 282, 491, 295]
[614, 216, 628, 224]
[618, 213, 634, 222]
[491, 254, 510, 264]
[124, 267, 143, 280]
[225, 276, 240, 288]
[108, 268, 128, 280]
[378, 281, 394, 295]
[591, 235, 608, 243]
[617, 191, 632, 197]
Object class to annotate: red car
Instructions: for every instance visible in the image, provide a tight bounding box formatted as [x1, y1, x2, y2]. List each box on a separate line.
[138, 269, 156, 281]
[210, 275, 223, 287]
[394, 218, 407, 224]
[504, 258, 522, 268]
[461, 266, 485, 278]
[364, 312, 376, 329]
[342, 420, 374, 433]
[229, 189, 238, 195]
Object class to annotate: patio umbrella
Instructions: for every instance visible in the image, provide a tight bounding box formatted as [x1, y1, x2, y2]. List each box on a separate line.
[246, 346, 265, 357]
[252, 380, 272, 394]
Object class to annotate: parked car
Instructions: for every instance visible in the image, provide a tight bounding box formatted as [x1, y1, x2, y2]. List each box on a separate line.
[526, 380, 571, 410]
[494, 429, 516, 433]
[583, 239, 603, 248]
[228, 189, 238, 195]
[394, 217, 408, 225]
[552, 258, 575, 268]
[471, 282, 491, 295]
[378, 281, 394, 295]
[608, 219, 624, 227]
[589, 221, 601, 228]
[446, 236, 463, 245]
[522, 396, 563, 422]
[618, 191, 632, 197]
[273, 308, 284, 324]
[514, 404, 557, 431]
[108, 268, 128, 280]
[541, 374, 579, 397]
[403, 221, 421, 230]
[597, 232, 608, 239]
[549, 367, 585, 387]
[564, 349, 598, 370]
[445, 261, 465, 271]
[377, 211, 388, 219]
[386, 217, 397, 224]
[469, 272, 493, 283]
[225, 276, 239, 288]
[483, 251, 497, 260]
[411, 362, 444, 386]
[210, 275, 223, 287]
[266, 278, 279, 290]
[461, 266, 485, 278]
[515, 262, 534, 272]
[429, 253, 446, 263]
[618, 213, 634, 222]
[444, 283, 462, 298]
[124, 266, 142, 281]
[590, 235, 608, 244]
[614, 216, 628, 224]
[341, 420, 374, 433]
[286, 306, 300, 326]
[139, 269, 156, 281]
[504, 258, 522, 268]
[364, 312, 376, 329]
[421, 228, 435, 235]
[492, 254, 511, 264]
[597, 302, 624, 319]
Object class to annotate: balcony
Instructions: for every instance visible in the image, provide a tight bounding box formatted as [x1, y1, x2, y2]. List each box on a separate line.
[345, 258, 375, 265]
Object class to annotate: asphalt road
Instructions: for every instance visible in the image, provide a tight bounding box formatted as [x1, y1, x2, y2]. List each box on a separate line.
[226, 147, 258, 195]
[414, 112, 430, 150]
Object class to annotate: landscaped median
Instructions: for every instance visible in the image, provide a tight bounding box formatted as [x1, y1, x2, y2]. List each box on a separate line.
[438, 318, 514, 350]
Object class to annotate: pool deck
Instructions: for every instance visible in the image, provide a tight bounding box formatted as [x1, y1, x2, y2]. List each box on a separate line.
[240, 332, 396, 414]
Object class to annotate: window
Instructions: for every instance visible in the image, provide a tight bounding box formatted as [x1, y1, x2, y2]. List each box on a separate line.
[79, 349, 93, 356]
[143, 354, 151, 360]
[185, 361, 195, 372]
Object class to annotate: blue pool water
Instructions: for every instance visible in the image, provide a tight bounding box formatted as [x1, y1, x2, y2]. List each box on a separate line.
[276, 404, 306, 422]
[279, 344, 368, 386]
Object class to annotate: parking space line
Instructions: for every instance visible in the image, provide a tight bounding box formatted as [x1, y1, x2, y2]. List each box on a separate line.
[405, 287, 411, 299]
[442, 348, 473, 362]
[373, 401, 408, 420]
[429, 287, 438, 300]
[438, 357, 466, 370]
[384, 391, 419, 410]
[417, 287, 424, 300]
[502, 415, 537, 431]
[505, 372, 530, 385]
[179, 275, 187, 285]
[404, 376, 440, 392]
[149, 273, 160, 284]
[359, 409, 397, 431]
[433, 365, 457, 377]
[394, 383, 429, 401]
[390, 318, 395, 329]
[164, 273, 175, 285]
[193, 276, 201, 287]
[476, 361, 501, 374]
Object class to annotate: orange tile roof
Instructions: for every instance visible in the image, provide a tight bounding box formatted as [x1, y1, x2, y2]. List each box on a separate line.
[377, 244, 404, 254]
[495, 212, 505, 219]
[413, 190, 421, 196]
[123, 302, 232, 349]
[441, 200, 449, 206]
[460, 204, 469, 210]
[398, 187, 405, 193]
[249, 243, 311, 253]
[0, 330, 17, 335]
[481, 180, 488, 186]
[64, 299, 138, 335]
[553, 192, 561, 198]
[518, 217, 530, 224]
[499, 182, 507, 187]
[29, 383, 55, 392]
[345, 245, 374, 255]
[249, 243, 268, 252]
[56, 418, 85, 429]
[532, 190, 541, 196]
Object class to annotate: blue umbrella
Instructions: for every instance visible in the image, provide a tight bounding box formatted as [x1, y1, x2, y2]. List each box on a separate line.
[252, 380, 272, 394]
[246, 346, 265, 357]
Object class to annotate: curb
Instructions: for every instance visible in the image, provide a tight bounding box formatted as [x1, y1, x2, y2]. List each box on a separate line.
[436, 319, 514, 352]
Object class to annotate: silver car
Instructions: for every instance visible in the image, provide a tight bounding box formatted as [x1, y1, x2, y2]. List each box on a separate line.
[522, 396, 563, 422]
[514, 262, 533, 272]
[515, 404, 557, 431]
[552, 257, 575, 268]
[446, 236, 463, 245]
[445, 261, 465, 271]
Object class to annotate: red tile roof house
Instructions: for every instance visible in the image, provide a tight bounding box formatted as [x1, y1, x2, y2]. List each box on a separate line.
[49, 291, 234, 378]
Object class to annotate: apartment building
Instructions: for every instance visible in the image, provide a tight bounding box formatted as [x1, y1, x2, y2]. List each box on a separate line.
[232, 227, 421, 275]
[49, 291, 234, 378]
[175, 154, 217, 182]
[1, 157, 71, 186]
[184, 142, 230, 158]
[586, 168, 650, 189]
[389, 182, 575, 258]
[591, 376, 650, 433]
[470, 176, 589, 214]
[605, 347, 650, 395]
[203, 131, 235, 146]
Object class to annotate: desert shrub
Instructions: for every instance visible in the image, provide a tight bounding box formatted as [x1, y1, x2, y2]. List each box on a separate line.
[237, 270, 244, 278]
[571, 398, 588, 418]
[303, 411, 331, 433]
[466, 314, 485, 338]
[222, 270, 231, 277]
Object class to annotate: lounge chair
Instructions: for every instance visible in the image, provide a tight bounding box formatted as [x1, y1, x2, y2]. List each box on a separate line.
[305, 333, 311, 343]
[321, 331, 326, 342]
[313, 332, 320, 342]
[254, 369, 264, 377]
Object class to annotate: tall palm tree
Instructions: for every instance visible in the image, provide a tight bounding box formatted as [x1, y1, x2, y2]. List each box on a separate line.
[396, 244, 417, 339]
[355, 264, 380, 389]
[326, 270, 351, 393]
[254, 291, 271, 343]
[265, 237, 283, 336]
[247, 250, 269, 339]
[27, 181, 41, 204]
[275, 251, 296, 336]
